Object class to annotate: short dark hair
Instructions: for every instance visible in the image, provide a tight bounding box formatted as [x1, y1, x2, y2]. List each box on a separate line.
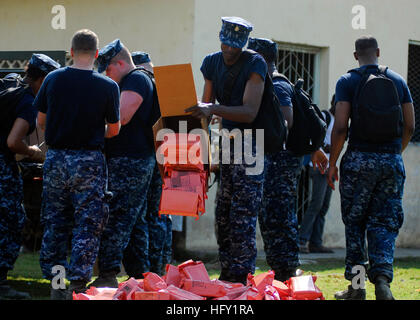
[24, 63, 47, 81]
[71, 29, 98, 54]
[355, 36, 378, 58]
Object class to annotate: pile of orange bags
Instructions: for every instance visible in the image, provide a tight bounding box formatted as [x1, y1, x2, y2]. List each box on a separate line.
[158, 133, 208, 220]
[73, 260, 324, 300]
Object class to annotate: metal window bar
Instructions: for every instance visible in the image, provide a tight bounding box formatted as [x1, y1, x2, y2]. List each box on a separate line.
[407, 42, 420, 142]
[275, 43, 320, 224]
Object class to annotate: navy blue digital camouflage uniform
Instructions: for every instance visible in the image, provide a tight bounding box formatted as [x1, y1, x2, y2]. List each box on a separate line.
[0, 155, 26, 272]
[39, 149, 110, 281]
[119, 51, 173, 276]
[34, 64, 120, 282]
[98, 156, 155, 275]
[122, 162, 172, 276]
[0, 55, 59, 276]
[335, 64, 412, 283]
[201, 17, 267, 279]
[97, 40, 163, 277]
[248, 38, 304, 276]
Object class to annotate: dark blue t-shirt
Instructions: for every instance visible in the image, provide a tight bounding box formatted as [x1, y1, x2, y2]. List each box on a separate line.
[0, 87, 36, 159]
[34, 67, 120, 150]
[200, 51, 267, 130]
[335, 64, 413, 153]
[105, 70, 154, 159]
[273, 76, 293, 107]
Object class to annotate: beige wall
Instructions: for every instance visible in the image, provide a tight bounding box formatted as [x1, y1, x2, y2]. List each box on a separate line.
[0, 0, 195, 66]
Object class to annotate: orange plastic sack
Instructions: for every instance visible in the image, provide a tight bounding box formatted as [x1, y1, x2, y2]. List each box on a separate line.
[143, 272, 168, 291]
[181, 279, 227, 298]
[213, 285, 249, 300]
[73, 287, 118, 300]
[166, 284, 206, 300]
[160, 189, 199, 218]
[272, 279, 291, 299]
[289, 275, 324, 300]
[165, 264, 182, 287]
[113, 277, 141, 300]
[234, 287, 263, 300]
[159, 133, 205, 171]
[134, 289, 170, 300]
[264, 285, 281, 300]
[180, 261, 210, 282]
[247, 270, 275, 295]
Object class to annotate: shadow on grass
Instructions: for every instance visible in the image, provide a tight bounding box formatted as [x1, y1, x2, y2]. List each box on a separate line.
[6, 278, 50, 300]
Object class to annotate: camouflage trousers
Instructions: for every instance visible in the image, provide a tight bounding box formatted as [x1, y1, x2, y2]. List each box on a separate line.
[122, 162, 172, 277]
[39, 149, 108, 282]
[0, 153, 25, 270]
[98, 155, 155, 275]
[340, 150, 405, 283]
[259, 150, 303, 272]
[215, 138, 264, 277]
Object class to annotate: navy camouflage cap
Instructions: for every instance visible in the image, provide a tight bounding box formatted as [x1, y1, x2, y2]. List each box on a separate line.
[97, 39, 123, 73]
[247, 38, 278, 62]
[219, 16, 253, 49]
[29, 53, 61, 74]
[131, 51, 151, 65]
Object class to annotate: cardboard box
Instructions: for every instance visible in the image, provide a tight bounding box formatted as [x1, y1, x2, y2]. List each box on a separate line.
[152, 63, 211, 185]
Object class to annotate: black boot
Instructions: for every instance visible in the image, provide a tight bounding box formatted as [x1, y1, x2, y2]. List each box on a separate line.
[89, 270, 118, 288]
[0, 280, 31, 300]
[219, 270, 247, 285]
[218, 269, 231, 282]
[334, 284, 366, 300]
[274, 269, 296, 282]
[230, 273, 248, 286]
[66, 279, 88, 300]
[374, 276, 395, 300]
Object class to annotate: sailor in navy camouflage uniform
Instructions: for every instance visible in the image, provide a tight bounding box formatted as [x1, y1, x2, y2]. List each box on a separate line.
[121, 51, 172, 277]
[90, 40, 159, 287]
[247, 38, 304, 281]
[329, 36, 415, 300]
[0, 54, 58, 300]
[35, 30, 121, 299]
[185, 17, 267, 284]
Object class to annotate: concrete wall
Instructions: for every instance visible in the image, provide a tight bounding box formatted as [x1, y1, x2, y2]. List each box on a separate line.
[0, 0, 195, 66]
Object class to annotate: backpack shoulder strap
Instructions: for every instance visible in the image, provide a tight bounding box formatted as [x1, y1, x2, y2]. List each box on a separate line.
[322, 110, 331, 127]
[377, 65, 389, 76]
[272, 72, 293, 86]
[222, 50, 255, 104]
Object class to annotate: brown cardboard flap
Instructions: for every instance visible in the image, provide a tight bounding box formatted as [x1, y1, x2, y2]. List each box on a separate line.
[153, 64, 198, 117]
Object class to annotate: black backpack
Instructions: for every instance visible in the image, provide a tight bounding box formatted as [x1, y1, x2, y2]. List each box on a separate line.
[349, 65, 403, 143]
[222, 50, 288, 154]
[123, 67, 161, 148]
[272, 73, 327, 156]
[0, 73, 28, 135]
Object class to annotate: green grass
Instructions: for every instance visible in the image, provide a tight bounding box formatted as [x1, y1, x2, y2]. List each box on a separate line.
[7, 252, 420, 300]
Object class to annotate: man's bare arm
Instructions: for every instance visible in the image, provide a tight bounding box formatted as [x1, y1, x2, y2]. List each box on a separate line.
[401, 102, 415, 152]
[186, 73, 264, 123]
[37, 111, 46, 131]
[120, 90, 143, 126]
[327, 101, 351, 189]
[8, 118, 43, 161]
